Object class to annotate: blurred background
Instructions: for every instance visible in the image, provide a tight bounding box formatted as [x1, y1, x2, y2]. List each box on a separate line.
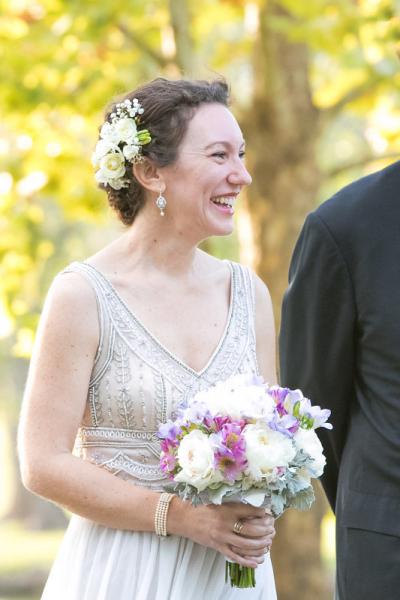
[0, 0, 399, 598]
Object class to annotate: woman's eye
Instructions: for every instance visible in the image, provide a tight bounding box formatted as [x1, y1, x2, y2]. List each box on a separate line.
[239, 151, 246, 159]
[211, 152, 227, 159]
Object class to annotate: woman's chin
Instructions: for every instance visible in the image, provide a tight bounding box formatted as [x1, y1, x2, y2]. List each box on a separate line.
[202, 208, 234, 237]
[213, 224, 234, 237]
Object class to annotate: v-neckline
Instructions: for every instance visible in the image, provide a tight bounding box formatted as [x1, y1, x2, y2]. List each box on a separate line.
[82, 260, 235, 377]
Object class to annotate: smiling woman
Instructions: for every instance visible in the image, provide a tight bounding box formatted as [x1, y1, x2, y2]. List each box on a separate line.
[18, 78, 277, 600]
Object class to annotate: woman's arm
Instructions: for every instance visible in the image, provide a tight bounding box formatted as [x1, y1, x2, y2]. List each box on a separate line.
[18, 271, 163, 531]
[19, 271, 274, 567]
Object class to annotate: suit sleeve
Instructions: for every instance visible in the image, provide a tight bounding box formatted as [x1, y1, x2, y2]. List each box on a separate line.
[279, 212, 356, 512]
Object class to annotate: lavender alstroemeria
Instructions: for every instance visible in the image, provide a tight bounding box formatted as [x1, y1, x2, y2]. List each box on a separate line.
[210, 423, 247, 483]
[211, 415, 245, 432]
[268, 386, 291, 416]
[160, 450, 177, 476]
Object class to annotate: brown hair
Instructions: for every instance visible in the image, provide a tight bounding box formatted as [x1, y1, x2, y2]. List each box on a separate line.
[98, 78, 229, 225]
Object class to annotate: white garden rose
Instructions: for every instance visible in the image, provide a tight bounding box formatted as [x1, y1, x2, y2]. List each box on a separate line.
[197, 376, 275, 421]
[243, 423, 296, 480]
[123, 144, 140, 161]
[114, 117, 137, 142]
[95, 169, 125, 190]
[294, 428, 326, 477]
[98, 151, 125, 180]
[174, 430, 221, 492]
[91, 140, 119, 167]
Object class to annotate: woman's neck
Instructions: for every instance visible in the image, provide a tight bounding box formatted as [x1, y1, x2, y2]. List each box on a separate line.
[101, 212, 207, 280]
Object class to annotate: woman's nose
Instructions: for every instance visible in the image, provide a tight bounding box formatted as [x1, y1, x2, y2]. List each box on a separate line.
[228, 160, 252, 186]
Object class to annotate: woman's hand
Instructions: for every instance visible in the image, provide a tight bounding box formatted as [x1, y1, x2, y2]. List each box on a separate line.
[169, 500, 275, 568]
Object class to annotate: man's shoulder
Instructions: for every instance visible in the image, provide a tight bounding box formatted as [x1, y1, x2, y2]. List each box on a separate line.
[314, 160, 400, 229]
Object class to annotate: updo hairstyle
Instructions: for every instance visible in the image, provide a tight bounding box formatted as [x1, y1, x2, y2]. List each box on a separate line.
[99, 78, 229, 225]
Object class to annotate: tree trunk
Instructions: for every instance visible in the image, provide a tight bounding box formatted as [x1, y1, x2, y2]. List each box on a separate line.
[242, 1, 321, 316]
[240, 3, 330, 598]
[169, 0, 197, 75]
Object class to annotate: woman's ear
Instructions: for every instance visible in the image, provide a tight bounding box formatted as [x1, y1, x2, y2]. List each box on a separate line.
[132, 159, 165, 194]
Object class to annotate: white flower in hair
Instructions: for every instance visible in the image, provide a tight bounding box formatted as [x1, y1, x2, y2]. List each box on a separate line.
[95, 151, 127, 190]
[93, 97, 151, 190]
[114, 117, 137, 142]
[123, 144, 140, 160]
[99, 122, 119, 143]
[91, 140, 119, 167]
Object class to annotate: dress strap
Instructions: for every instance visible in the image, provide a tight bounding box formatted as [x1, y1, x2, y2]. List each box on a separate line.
[60, 261, 115, 386]
[230, 262, 259, 375]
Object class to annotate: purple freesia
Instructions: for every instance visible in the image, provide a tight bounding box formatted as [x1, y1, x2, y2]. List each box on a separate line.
[313, 408, 332, 429]
[158, 420, 182, 442]
[298, 399, 332, 429]
[180, 401, 212, 426]
[267, 386, 332, 431]
[268, 413, 299, 437]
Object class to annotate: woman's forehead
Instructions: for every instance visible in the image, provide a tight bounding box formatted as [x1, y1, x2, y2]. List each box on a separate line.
[183, 104, 244, 148]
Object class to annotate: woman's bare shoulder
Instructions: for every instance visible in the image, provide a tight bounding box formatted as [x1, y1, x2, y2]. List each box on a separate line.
[39, 269, 99, 344]
[49, 268, 97, 309]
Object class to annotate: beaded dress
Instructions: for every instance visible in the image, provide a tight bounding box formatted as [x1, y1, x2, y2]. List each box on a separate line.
[41, 260, 277, 600]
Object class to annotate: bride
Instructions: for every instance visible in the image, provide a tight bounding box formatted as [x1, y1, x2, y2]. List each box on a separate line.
[19, 77, 277, 599]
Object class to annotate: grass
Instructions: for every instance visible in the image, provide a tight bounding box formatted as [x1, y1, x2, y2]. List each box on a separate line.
[0, 519, 64, 599]
[0, 597, 38, 600]
[0, 520, 64, 576]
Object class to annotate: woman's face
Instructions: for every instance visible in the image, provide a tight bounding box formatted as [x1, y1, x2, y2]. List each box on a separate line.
[159, 102, 252, 239]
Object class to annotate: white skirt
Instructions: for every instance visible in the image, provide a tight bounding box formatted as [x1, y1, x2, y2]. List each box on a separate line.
[41, 515, 277, 600]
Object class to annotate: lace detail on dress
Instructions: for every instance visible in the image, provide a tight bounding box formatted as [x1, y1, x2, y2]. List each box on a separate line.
[114, 338, 136, 429]
[64, 260, 259, 488]
[89, 383, 103, 427]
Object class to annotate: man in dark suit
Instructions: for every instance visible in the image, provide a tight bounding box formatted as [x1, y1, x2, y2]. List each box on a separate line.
[279, 160, 400, 600]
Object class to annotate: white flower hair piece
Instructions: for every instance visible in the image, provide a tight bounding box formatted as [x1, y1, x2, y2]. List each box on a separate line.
[92, 98, 151, 191]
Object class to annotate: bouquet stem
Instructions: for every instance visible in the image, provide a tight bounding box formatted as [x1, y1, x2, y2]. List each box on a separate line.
[225, 561, 256, 588]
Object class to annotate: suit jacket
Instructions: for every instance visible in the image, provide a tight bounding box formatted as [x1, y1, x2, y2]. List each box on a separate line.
[279, 160, 400, 537]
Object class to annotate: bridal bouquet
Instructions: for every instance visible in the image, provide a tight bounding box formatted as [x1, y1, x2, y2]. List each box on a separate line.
[158, 373, 332, 588]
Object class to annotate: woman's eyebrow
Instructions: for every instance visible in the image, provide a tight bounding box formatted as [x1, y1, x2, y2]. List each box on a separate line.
[203, 140, 246, 150]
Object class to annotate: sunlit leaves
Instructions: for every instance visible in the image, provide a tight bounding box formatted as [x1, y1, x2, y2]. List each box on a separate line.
[0, 0, 399, 355]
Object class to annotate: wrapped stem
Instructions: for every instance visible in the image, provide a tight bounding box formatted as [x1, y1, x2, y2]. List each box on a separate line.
[225, 561, 256, 588]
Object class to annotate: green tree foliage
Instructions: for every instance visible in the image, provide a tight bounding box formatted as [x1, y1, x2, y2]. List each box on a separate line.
[1, 0, 398, 349]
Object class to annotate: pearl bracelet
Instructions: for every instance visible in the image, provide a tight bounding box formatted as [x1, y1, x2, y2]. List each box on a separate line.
[154, 492, 175, 537]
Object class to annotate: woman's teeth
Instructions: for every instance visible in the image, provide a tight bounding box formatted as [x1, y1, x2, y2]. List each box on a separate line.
[212, 196, 234, 207]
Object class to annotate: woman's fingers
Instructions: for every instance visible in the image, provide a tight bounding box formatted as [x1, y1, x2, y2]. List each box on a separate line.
[232, 516, 275, 540]
[230, 543, 270, 558]
[230, 535, 271, 552]
[224, 547, 259, 569]
[228, 533, 272, 554]
[224, 502, 266, 519]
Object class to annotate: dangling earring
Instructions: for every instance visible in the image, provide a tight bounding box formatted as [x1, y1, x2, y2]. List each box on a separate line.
[155, 190, 167, 216]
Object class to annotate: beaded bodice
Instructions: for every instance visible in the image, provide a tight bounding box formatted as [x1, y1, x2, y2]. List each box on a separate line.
[65, 260, 259, 491]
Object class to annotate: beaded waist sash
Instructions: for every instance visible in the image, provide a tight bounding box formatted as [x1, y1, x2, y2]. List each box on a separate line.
[75, 426, 168, 489]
